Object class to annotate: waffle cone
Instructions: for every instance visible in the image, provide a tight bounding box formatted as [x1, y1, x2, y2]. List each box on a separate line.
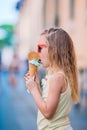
[29, 64, 37, 76]
[28, 51, 40, 61]
[28, 51, 40, 76]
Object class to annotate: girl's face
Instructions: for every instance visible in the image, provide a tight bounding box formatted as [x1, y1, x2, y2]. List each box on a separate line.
[37, 36, 50, 68]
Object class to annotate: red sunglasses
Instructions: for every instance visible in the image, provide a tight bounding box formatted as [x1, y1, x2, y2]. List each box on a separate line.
[37, 43, 47, 53]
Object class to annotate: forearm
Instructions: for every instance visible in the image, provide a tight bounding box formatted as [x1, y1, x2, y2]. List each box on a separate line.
[31, 87, 50, 119]
[37, 84, 42, 96]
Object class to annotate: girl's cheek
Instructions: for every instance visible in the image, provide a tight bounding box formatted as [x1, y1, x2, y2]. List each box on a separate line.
[39, 47, 48, 59]
[39, 52, 43, 59]
[40, 49, 44, 57]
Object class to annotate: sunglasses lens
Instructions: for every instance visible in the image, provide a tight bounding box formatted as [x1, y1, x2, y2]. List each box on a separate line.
[38, 46, 42, 53]
[37, 44, 47, 53]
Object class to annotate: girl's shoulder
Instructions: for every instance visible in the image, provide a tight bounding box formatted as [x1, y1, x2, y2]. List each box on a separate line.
[49, 71, 68, 94]
[49, 71, 66, 79]
[49, 71, 66, 86]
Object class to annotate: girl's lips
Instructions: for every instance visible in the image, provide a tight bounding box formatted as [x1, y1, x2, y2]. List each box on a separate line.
[40, 60, 42, 64]
[38, 59, 41, 63]
[40, 61, 42, 64]
[38, 59, 42, 64]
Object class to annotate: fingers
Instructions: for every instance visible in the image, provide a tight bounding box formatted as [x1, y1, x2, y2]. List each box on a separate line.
[25, 72, 30, 77]
[24, 70, 43, 95]
[24, 76, 29, 81]
[24, 72, 30, 80]
[24, 72, 36, 81]
[24, 72, 39, 93]
[25, 77, 36, 93]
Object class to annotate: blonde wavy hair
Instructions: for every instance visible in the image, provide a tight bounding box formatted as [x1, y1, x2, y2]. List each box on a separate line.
[41, 27, 79, 103]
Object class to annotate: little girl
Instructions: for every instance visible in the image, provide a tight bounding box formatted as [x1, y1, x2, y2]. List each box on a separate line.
[25, 28, 79, 130]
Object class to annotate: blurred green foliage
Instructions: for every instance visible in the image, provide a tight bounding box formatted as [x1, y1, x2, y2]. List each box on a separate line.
[0, 24, 14, 49]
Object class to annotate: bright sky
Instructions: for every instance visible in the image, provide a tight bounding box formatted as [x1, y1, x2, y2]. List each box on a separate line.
[0, 0, 19, 25]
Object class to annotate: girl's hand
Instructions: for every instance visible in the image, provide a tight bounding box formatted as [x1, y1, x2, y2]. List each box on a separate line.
[24, 72, 37, 93]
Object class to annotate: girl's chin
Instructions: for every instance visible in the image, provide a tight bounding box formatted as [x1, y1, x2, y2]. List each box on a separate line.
[41, 61, 49, 68]
[43, 64, 49, 68]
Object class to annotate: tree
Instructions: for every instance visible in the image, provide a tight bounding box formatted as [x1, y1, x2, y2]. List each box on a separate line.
[0, 24, 14, 71]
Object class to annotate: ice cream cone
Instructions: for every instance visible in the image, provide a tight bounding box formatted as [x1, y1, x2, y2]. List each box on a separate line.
[28, 51, 41, 76]
[29, 64, 37, 76]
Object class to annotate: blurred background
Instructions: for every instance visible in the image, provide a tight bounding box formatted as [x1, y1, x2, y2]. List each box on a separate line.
[0, 0, 87, 130]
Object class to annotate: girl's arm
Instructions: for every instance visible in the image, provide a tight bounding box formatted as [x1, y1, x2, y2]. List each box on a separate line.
[25, 74, 65, 119]
[34, 73, 42, 96]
